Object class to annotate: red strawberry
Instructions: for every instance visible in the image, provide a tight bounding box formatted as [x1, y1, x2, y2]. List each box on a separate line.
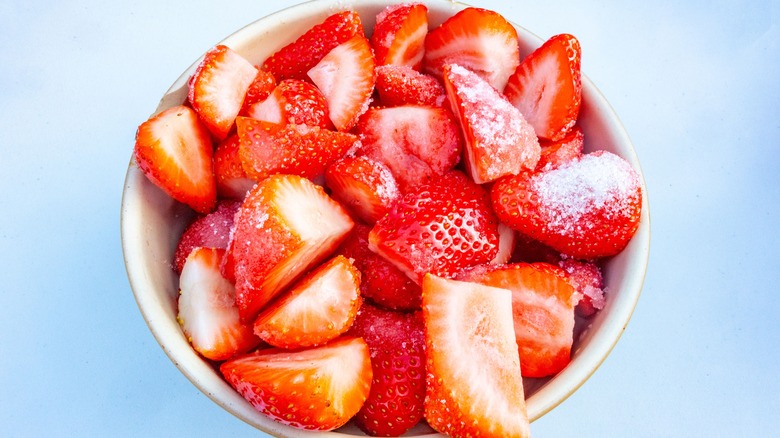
[261, 11, 364, 81]
[324, 156, 401, 224]
[505, 33, 582, 141]
[369, 171, 499, 284]
[134, 105, 216, 214]
[307, 34, 376, 131]
[347, 303, 426, 436]
[424, 7, 520, 92]
[492, 151, 643, 259]
[245, 79, 332, 129]
[220, 336, 372, 431]
[421, 274, 530, 438]
[537, 125, 584, 171]
[374, 64, 446, 107]
[188, 45, 258, 140]
[239, 68, 276, 116]
[443, 63, 540, 184]
[173, 200, 240, 274]
[178, 247, 260, 361]
[491, 223, 517, 265]
[511, 233, 563, 265]
[559, 258, 605, 317]
[371, 3, 428, 70]
[213, 134, 255, 200]
[225, 174, 354, 321]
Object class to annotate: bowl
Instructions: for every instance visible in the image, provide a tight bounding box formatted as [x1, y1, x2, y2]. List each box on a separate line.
[121, 0, 651, 435]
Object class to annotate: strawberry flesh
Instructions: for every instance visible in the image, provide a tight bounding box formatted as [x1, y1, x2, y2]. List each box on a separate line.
[245, 78, 332, 129]
[371, 3, 429, 70]
[324, 156, 401, 224]
[213, 134, 255, 200]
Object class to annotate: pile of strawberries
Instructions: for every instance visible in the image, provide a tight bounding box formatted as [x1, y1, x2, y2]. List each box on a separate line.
[134, 4, 643, 437]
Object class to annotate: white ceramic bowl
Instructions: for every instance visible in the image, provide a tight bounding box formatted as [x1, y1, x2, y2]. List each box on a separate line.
[121, 0, 651, 436]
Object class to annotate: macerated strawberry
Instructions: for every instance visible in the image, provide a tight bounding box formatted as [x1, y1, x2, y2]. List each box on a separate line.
[371, 3, 428, 70]
[173, 200, 240, 274]
[424, 7, 519, 92]
[505, 33, 582, 141]
[324, 156, 401, 224]
[213, 134, 255, 200]
[178, 247, 260, 361]
[537, 125, 584, 171]
[422, 274, 530, 438]
[245, 79, 332, 129]
[443, 63, 540, 184]
[374, 64, 446, 107]
[239, 68, 276, 116]
[559, 258, 605, 317]
[220, 337, 372, 431]
[134, 105, 216, 214]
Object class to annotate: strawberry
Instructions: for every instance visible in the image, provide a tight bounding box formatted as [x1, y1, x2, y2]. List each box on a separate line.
[537, 124, 584, 171]
[505, 33, 582, 141]
[355, 105, 462, 192]
[374, 64, 446, 107]
[239, 68, 276, 116]
[324, 156, 401, 224]
[261, 11, 364, 81]
[188, 45, 258, 140]
[491, 223, 517, 265]
[511, 233, 563, 265]
[177, 247, 260, 361]
[225, 174, 354, 321]
[491, 151, 643, 259]
[423, 7, 520, 92]
[134, 105, 217, 214]
[443, 63, 540, 184]
[369, 171, 499, 284]
[371, 3, 428, 70]
[559, 258, 605, 317]
[347, 303, 426, 436]
[220, 336, 372, 431]
[213, 134, 255, 200]
[173, 200, 240, 274]
[457, 262, 576, 377]
[307, 34, 376, 131]
[245, 79, 332, 129]
[421, 274, 530, 438]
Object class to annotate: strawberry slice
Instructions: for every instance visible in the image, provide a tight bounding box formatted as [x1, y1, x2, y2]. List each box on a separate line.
[213, 134, 256, 200]
[423, 7, 520, 92]
[239, 68, 276, 116]
[245, 79, 332, 129]
[226, 174, 354, 321]
[559, 258, 605, 317]
[536, 125, 584, 171]
[307, 34, 376, 131]
[178, 247, 260, 361]
[491, 223, 517, 265]
[261, 11, 364, 81]
[188, 45, 258, 140]
[324, 156, 401, 224]
[253, 255, 362, 349]
[371, 3, 428, 70]
[173, 200, 240, 274]
[443, 63, 540, 184]
[134, 105, 216, 214]
[421, 274, 530, 438]
[374, 64, 446, 107]
[505, 33, 582, 141]
[492, 151, 643, 259]
[220, 336, 372, 431]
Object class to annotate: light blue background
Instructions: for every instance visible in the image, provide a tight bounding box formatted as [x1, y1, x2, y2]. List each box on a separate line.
[1, 0, 777, 436]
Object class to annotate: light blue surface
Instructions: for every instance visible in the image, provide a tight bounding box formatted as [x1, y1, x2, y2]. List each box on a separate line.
[1, 0, 778, 436]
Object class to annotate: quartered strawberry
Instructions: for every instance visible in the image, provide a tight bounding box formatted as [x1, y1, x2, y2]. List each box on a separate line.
[188, 45, 258, 140]
[261, 11, 365, 81]
[537, 124, 584, 171]
[492, 151, 643, 259]
[505, 33, 582, 141]
[253, 255, 362, 349]
[308, 34, 376, 131]
[239, 68, 276, 116]
[559, 258, 605, 317]
[213, 134, 255, 200]
[369, 171, 499, 284]
[371, 3, 428, 70]
[347, 303, 426, 436]
[374, 64, 446, 107]
[421, 274, 530, 438]
[225, 174, 354, 321]
[324, 156, 401, 224]
[245, 79, 332, 129]
[173, 200, 240, 274]
[134, 105, 216, 214]
[220, 337, 372, 431]
[458, 262, 576, 377]
[424, 7, 520, 92]
[443, 63, 540, 184]
[178, 247, 260, 361]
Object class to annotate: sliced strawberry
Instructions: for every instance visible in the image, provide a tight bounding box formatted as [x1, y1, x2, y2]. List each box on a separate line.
[239, 68, 276, 116]
[188, 45, 258, 140]
[226, 174, 354, 321]
[491, 223, 517, 265]
[423, 7, 520, 92]
[374, 64, 446, 107]
[537, 125, 584, 171]
[220, 336, 372, 431]
[213, 134, 256, 200]
[324, 156, 401, 224]
[559, 258, 605, 317]
[371, 3, 428, 70]
[505, 33, 582, 141]
[492, 151, 643, 259]
[245, 79, 332, 129]
[261, 11, 364, 81]
[173, 200, 240, 274]
[421, 274, 530, 438]
[443, 63, 540, 184]
[178, 247, 260, 361]
[134, 105, 216, 213]
[307, 34, 376, 131]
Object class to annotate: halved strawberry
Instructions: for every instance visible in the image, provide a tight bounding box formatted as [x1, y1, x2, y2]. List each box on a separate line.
[536, 124, 584, 171]
[324, 156, 401, 224]
[307, 34, 376, 131]
[173, 200, 240, 274]
[178, 247, 260, 361]
[374, 64, 446, 107]
[443, 63, 540, 184]
[505, 33, 582, 141]
[225, 174, 354, 321]
[134, 105, 216, 213]
[220, 336, 372, 431]
[253, 255, 361, 349]
[213, 134, 256, 200]
[239, 68, 276, 116]
[559, 258, 605, 317]
[371, 3, 428, 70]
[423, 7, 520, 92]
[245, 79, 332, 129]
[421, 274, 530, 438]
[188, 45, 258, 140]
